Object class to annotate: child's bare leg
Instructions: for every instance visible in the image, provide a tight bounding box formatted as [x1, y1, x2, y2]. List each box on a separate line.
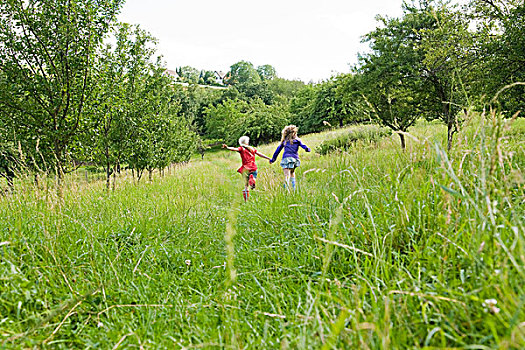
[283, 168, 291, 189]
[242, 172, 250, 201]
[290, 168, 296, 189]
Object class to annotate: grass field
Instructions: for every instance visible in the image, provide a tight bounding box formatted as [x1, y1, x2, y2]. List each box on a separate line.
[0, 114, 524, 349]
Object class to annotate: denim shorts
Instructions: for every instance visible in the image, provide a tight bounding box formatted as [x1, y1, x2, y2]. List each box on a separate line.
[280, 157, 300, 169]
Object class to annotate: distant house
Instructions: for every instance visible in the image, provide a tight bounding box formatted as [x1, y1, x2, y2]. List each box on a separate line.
[213, 71, 231, 85]
[163, 68, 227, 90]
[163, 69, 180, 80]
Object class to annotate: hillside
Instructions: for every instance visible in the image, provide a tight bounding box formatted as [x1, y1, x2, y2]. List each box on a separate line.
[0, 117, 524, 348]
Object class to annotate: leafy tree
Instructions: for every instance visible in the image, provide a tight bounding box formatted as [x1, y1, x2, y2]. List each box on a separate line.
[126, 60, 197, 181]
[88, 23, 155, 189]
[358, 0, 472, 149]
[229, 99, 289, 145]
[0, 0, 124, 179]
[334, 73, 372, 125]
[204, 97, 289, 145]
[415, 2, 477, 149]
[0, 124, 18, 188]
[257, 64, 277, 81]
[236, 81, 275, 105]
[357, 7, 424, 149]
[176, 66, 200, 84]
[289, 76, 367, 134]
[172, 84, 225, 135]
[199, 70, 218, 85]
[469, 0, 525, 114]
[228, 60, 261, 85]
[204, 99, 249, 141]
[289, 85, 317, 133]
[267, 78, 307, 101]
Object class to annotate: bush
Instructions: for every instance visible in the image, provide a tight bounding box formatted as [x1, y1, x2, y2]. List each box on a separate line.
[315, 125, 391, 155]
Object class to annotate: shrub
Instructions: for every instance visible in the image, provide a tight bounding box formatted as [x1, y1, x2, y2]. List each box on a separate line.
[315, 125, 391, 155]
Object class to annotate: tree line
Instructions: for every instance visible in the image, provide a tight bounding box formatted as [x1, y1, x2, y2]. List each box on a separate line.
[1, 0, 523, 189]
[180, 0, 524, 152]
[290, 0, 524, 150]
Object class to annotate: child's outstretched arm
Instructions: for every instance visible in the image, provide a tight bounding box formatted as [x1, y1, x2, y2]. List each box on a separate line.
[269, 143, 284, 164]
[255, 151, 271, 161]
[297, 139, 311, 152]
[222, 144, 239, 152]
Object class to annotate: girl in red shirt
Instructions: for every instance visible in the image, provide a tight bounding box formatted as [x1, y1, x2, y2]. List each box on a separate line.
[222, 136, 271, 201]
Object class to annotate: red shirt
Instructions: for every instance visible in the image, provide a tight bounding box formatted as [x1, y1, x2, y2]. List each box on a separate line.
[237, 146, 257, 173]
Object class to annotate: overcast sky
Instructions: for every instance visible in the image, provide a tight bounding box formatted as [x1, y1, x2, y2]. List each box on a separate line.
[118, 0, 466, 83]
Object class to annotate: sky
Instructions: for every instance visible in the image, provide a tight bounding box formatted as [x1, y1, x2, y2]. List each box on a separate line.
[118, 0, 466, 83]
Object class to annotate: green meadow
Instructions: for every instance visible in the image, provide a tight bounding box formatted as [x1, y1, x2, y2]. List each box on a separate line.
[1, 115, 524, 349]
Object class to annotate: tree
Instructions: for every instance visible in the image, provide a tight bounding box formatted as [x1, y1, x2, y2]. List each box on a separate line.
[204, 99, 249, 141]
[289, 85, 317, 133]
[417, 3, 477, 150]
[357, 0, 472, 149]
[257, 64, 277, 81]
[229, 99, 289, 145]
[172, 84, 225, 135]
[468, 0, 525, 114]
[176, 66, 200, 84]
[199, 70, 217, 85]
[0, 0, 124, 179]
[267, 78, 306, 101]
[236, 81, 275, 105]
[357, 6, 426, 149]
[228, 61, 261, 85]
[126, 60, 197, 181]
[88, 23, 156, 189]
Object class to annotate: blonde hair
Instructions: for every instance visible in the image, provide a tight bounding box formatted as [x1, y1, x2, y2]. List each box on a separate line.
[239, 136, 249, 146]
[281, 125, 298, 144]
[239, 136, 255, 152]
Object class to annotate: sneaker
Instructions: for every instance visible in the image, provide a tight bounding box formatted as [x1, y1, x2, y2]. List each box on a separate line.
[249, 174, 256, 189]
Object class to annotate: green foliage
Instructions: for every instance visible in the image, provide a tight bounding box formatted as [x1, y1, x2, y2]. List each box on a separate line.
[470, 1, 525, 114]
[0, 0, 125, 176]
[256, 64, 277, 81]
[204, 98, 249, 141]
[229, 99, 289, 146]
[176, 66, 200, 84]
[290, 76, 368, 134]
[266, 77, 306, 101]
[228, 60, 261, 85]
[204, 98, 289, 145]
[235, 81, 276, 105]
[315, 125, 392, 155]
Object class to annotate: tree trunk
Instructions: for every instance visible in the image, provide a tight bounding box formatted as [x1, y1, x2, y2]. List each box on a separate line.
[398, 132, 406, 149]
[447, 123, 454, 152]
[106, 163, 111, 190]
[112, 164, 117, 191]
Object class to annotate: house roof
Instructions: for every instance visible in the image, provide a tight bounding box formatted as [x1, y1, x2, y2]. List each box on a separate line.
[164, 69, 179, 78]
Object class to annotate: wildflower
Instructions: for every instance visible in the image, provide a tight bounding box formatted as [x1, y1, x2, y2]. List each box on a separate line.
[482, 299, 500, 314]
[185, 259, 191, 266]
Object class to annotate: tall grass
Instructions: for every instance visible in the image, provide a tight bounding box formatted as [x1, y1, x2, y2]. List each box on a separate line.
[0, 114, 523, 348]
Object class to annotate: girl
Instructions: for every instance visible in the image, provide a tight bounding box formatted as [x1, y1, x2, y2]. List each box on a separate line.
[270, 125, 311, 190]
[223, 136, 271, 201]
